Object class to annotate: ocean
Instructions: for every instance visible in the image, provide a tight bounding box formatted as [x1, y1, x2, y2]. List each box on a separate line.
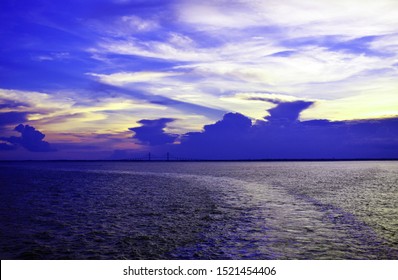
[0, 161, 397, 259]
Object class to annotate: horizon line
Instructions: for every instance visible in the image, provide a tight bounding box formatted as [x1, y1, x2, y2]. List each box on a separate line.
[1, 158, 398, 162]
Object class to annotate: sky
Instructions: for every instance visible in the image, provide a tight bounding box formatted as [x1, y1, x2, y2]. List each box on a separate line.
[0, 0, 398, 160]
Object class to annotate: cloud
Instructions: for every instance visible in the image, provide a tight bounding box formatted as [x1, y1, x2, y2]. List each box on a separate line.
[1, 124, 55, 152]
[106, 15, 159, 35]
[129, 118, 178, 146]
[178, 0, 398, 37]
[87, 71, 181, 86]
[96, 34, 214, 62]
[0, 99, 29, 109]
[265, 101, 314, 123]
[88, 82, 226, 120]
[0, 87, 171, 134]
[166, 101, 398, 159]
[32, 52, 71, 62]
[202, 112, 252, 134]
[92, 28, 396, 121]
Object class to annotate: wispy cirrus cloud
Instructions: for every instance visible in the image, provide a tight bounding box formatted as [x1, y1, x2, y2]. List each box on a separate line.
[87, 71, 182, 86]
[177, 0, 398, 37]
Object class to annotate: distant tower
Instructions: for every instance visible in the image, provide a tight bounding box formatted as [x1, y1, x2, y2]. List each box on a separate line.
[148, 152, 151, 161]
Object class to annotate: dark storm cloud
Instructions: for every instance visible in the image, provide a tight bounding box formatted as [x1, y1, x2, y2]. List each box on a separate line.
[129, 118, 178, 146]
[245, 98, 314, 123]
[155, 101, 398, 160]
[265, 101, 314, 123]
[1, 124, 55, 152]
[175, 113, 253, 159]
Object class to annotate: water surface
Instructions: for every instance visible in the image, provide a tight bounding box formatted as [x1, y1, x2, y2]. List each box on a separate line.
[0, 161, 397, 259]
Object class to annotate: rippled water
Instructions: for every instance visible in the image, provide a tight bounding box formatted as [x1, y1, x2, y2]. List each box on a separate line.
[0, 161, 397, 259]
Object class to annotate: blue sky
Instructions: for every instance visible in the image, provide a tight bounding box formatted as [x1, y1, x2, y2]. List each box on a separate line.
[1, 0, 398, 159]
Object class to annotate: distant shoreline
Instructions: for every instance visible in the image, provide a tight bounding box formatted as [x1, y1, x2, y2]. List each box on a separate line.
[1, 159, 398, 162]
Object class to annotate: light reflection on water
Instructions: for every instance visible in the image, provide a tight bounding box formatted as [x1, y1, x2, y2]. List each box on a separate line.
[0, 161, 397, 259]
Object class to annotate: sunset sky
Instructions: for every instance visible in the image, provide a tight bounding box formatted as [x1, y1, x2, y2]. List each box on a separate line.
[1, 0, 398, 159]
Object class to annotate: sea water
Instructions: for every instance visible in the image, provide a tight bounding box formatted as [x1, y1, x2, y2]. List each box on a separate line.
[0, 161, 397, 259]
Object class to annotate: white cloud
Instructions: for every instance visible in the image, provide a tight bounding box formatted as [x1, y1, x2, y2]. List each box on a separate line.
[32, 52, 71, 62]
[87, 71, 182, 86]
[87, 15, 159, 37]
[178, 0, 398, 37]
[177, 1, 259, 29]
[176, 45, 384, 88]
[0, 89, 74, 113]
[370, 34, 398, 54]
[120, 15, 158, 32]
[96, 34, 215, 62]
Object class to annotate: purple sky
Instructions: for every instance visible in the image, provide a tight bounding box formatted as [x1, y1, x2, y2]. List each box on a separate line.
[1, 0, 398, 159]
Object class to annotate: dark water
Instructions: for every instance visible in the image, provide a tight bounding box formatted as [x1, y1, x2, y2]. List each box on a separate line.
[0, 161, 397, 259]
